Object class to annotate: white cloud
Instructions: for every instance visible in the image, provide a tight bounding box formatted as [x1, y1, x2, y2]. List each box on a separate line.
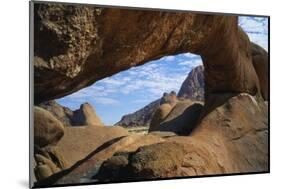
[93, 97, 120, 105]
[162, 56, 176, 62]
[183, 53, 201, 58]
[178, 58, 202, 67]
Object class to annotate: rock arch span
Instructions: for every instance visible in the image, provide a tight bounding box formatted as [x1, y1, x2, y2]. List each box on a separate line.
[33, 4, 267, 104]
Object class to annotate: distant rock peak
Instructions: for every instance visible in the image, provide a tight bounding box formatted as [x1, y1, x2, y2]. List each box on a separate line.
[178, 65, 204, 101]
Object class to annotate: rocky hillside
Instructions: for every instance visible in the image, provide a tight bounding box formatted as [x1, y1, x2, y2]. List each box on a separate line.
[115, 99, 161, 127]
[178, 65, 204, 101]
[39, 101, 104, 127]
[116, 66, 204, 127]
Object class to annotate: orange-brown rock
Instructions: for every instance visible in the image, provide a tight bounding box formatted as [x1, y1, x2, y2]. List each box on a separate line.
[96, 142, 186, 181]
[31, 3, 269, 186]
[34, 107, 64, 147]
[149, 104, 173, 132]
[251, 42, 269, 100]
[156, 100, 203, 135]
[33, 3, 260, 104]
[35, 134, 164, 186]
[191, 93, 268, 173]
[54, 125, 128, 168]
[33, 125, 129, 182]
[95, 93, 268, 181]
[40, 101, 104, 127]
[34, 93, 268, 186]
[39, 101, 74, 127]
[71, 103, 104, 126]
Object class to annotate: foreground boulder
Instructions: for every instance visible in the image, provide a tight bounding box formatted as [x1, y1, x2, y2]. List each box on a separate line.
[34, 125, 129, 182]
[95, 93, 268, 181]
[34, 93, 268, 186]
[192, 93, 268, 173]
[34, 143, 68, 182]
[54, 125, 128, 168]
[96, 142, 186, 181]
[35, 134, 164, 186]
[34, 107, 64, 147]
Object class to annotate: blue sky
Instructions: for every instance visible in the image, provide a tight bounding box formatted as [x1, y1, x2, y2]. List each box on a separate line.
[57, 16, 268, 125]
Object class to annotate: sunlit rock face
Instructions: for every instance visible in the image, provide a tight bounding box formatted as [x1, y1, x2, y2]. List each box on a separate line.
[36, 94, 267, 185]
[34, 3, 263, 104]
[93, 94, 268, 182]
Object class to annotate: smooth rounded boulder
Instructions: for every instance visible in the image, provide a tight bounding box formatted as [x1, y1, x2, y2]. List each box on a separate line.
[149, 104, 173, 132]
[158, 100, 203, 135]
[72, 103, 104, 126]
[34, 107, 64, 147]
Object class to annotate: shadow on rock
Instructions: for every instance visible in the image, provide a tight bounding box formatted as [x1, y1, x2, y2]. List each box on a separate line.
[34, 136, 126, 187]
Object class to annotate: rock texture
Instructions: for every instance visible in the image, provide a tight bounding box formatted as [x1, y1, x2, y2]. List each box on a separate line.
[40, 101, 104, 126]
[71, 103, 104, 126]
[33, 3, 261, 104]
[32, 151, 64, 182]
[34, 94, 268, 186]
[54, 125, 128, 169]
[35, 134, 164, 186]
[251, 42, 268, 100]
[96, 142, 186, 181]
[34, 107, 64, 147]
[32, 3, 269, 186]
[34, 125, 129, 182]
[94, 93, 268, 181]
[39, 101, 73, 127]
[155, 100, 203, 135]
[149, 103, 173, 132]
[178, 65, 204, 100]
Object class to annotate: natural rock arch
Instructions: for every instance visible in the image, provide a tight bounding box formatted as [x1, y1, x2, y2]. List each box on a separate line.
[33, 4, 267, 104]
[32, 4, 269, 185]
